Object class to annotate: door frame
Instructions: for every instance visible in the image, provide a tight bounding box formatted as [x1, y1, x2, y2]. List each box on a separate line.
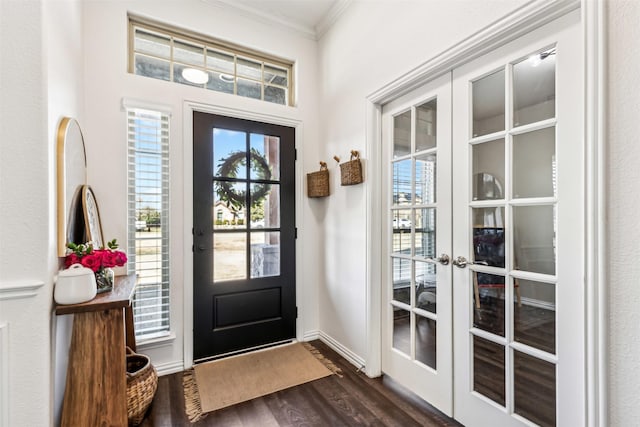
[182, 101, 304, 369]
[364, 0, 607, 425]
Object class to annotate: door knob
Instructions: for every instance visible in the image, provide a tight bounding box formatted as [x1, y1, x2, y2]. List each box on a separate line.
[197, 244, 205, 251]
[452, 256, 468, 268]
[429, 254, 450, 265]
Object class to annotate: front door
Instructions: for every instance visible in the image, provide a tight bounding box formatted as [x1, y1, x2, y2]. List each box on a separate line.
[192, 112, 296, 361]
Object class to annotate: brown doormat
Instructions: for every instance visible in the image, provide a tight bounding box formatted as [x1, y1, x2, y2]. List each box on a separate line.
[183, 342, 341, 423]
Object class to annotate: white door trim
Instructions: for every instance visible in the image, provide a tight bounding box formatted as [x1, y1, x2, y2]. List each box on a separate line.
[364, 0, 606, 424]
[182, 100, 305, 369]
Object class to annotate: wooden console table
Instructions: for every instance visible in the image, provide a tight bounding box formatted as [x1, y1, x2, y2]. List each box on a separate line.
[56, 273, 137, 426]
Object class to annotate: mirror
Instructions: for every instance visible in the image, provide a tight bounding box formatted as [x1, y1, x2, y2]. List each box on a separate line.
[82, 185, 104, 249]
[56, 117, 88, 256]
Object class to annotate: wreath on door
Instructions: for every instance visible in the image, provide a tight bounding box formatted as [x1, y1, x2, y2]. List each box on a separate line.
[216, 149, 272, 207]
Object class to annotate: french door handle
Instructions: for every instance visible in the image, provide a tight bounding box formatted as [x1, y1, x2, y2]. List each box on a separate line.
[429, 254, 450, 265]
[453, 256, 489, 268]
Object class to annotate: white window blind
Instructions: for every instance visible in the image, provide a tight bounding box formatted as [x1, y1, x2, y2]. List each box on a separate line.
[127, 107, 170, 340]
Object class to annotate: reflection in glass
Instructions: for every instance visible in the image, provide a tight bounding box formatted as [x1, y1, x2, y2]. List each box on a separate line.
[394, 110, 411, 158]
[392, 307, 411, 356]
[473, 272, 505, 337]
[514, 279, 556, 354]
[213, 129, 247, 178]
[206, 70, 234, 94]
[513, 48, 556, 127]
[392, 209, 412, 254]
[416, 99, 437, 152]
[214, 182, 246, 230]
[174, 63, 205, 88]
[250, 183, 279, 229]
[392, 258, 411, 305]
[415, 315, 436, 369]
[473, 336, 505, 406]
[415, 261, 436, 313]
[513, 205, 556, 275]
[415, 208, 436, 259]
[250, 134, 279, 180]
[472, 209, 505, 268]
[473, 206, 505, 230]
[415, 154, 436, 205]
[251, 232, 280, 278]
[514, 351, 556, 427]
[472, 69, 505, 137]
[513, 127, 556, 198]
[472, 139, 504, 201]
[393, 160, 412, 206]
[214, 233, 246, 281]
[264, 65, 288, 86]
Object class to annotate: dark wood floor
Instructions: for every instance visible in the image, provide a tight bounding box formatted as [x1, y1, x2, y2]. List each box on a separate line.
[139, 340, 461, 427]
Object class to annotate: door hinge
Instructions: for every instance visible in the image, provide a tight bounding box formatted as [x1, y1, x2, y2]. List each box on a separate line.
[295, 228, 298, 239]
[295, 148, 297, 161]
[295, 306, 298, 318]
[192, 244, 194, 252]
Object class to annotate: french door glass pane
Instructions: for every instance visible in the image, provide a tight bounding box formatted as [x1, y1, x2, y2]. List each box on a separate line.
[250, 232, 280, 278]
[213, 233, 246, 282]
[250, 133, 279, 180]
[392, 258, 411, 305]
[392, 307, 411, 356]
[393, 160, 412, 205]
[473, 336, 505, 407]
[416, 99, 437, 152]
[393, 111, 412, 158]
[472, 139, 505, 201]
[415, 154, 436, 204]
[514, 351, 556, 427]
[213, 129, 247, 178]
[514, 279, 556, 354]
[415, 261, 436, 313]
[513, 205, 556, 275]
[392, 209, 412, 254]
[472, 208, 505, 268]
[415, 208, 436, 258]
[513, 48, 556, 127]
[472, 69, 505, 137]
[415, 315, 436, 369]
[473, 272, 505, 337]
[214, 183, 246, 230]
[250, 183, 279, 229]
[513, 127, 556, 198]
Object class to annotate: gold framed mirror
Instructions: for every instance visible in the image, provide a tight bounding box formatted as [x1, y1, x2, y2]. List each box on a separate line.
[56, 117, 88, 256]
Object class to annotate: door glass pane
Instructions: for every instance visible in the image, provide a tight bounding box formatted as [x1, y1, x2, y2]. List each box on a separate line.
[472, 69, 505, 137]
[174, 39, 204, 66]
[213, 233, 246, 281]
[415, 154, 436, 204]
[214, 182, 246, 230]
[392, 307, 411, 356]
[473, 272, 505, 337]
[251, 232, 280, 278]
[206, 49, 234, 73]
[415, 261, 436, 313]
[393, 110, 411, 158]
[473, 336, 505, 406]
[250, 134, 279, 180]
[415, 208, 435, 258]
[393, 160, 412, 206]
[473, 214, 505, 268]
[392, 209, 412, 254]
[472, 139, 504, 201]
[392, 258, 411, 305]
[514, 279, 556, 354]
[513, 127, 556, 198]
[250, 183, 278, 229]
[513, 48, 556, 127]
[213, 129, 247, 179]
[514, 351, 556, 427]
[513, 205, 556, 275]
[415, 315, 436, 369]
[206, 70, 234, 94]
[237, 78, 261, 100]
[416, 99, 437, 152]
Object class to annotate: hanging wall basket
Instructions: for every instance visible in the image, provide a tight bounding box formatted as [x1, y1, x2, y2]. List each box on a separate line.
[307, 161, 330, 198]
[339, 150, 363, 186]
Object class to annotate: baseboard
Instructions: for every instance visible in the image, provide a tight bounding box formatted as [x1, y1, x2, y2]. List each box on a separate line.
[317, 332, 366, 372]
[302, 329, 321, 342]
[520, 296, 556, 311]
[154, 360, 184, 377]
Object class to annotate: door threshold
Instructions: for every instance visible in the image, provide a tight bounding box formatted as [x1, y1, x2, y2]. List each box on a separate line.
[193, 339, 296, 364]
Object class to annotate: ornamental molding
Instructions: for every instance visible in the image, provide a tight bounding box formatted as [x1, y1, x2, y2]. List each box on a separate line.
[0, 281, 45, 301]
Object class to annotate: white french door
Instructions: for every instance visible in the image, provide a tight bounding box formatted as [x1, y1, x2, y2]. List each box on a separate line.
[381, 10, 584, 426]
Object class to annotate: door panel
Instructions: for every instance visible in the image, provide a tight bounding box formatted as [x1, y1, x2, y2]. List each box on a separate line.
[193, 112, 295, 361]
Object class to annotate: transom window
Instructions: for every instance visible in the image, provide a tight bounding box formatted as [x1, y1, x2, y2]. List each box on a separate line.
[128, 16, 294, 106]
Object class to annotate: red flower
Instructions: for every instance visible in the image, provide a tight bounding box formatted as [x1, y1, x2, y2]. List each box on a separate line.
[114, 251, 128, 266]
[64, 253, 79, 268]
[80, 253, 102, 272]
[101, 250, 119, 268]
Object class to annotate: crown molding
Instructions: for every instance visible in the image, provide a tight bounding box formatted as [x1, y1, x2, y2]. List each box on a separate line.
[316, 0, 352, 39]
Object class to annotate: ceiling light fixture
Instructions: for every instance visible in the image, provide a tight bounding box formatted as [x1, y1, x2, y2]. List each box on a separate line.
[219, 73, 234, 83]
[182, 68, 209, 84]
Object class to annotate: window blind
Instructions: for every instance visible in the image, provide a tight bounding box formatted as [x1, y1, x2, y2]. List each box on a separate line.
[126, 107, 170, 340]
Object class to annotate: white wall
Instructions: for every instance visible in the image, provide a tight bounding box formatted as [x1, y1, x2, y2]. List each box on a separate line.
[0, 0, 83, 425]
[316, 0, 526, 361]
[81, 0, 322, 370]
[607, 0, 640, 424]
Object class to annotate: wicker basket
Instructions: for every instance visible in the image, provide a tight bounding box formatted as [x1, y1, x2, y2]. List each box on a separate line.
[307, 162, 330, 198]
[126, 347, 158, 426]
[339, 150, 363, 186]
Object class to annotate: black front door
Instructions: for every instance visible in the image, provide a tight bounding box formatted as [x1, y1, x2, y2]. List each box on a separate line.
[193, 112, 296, 361]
